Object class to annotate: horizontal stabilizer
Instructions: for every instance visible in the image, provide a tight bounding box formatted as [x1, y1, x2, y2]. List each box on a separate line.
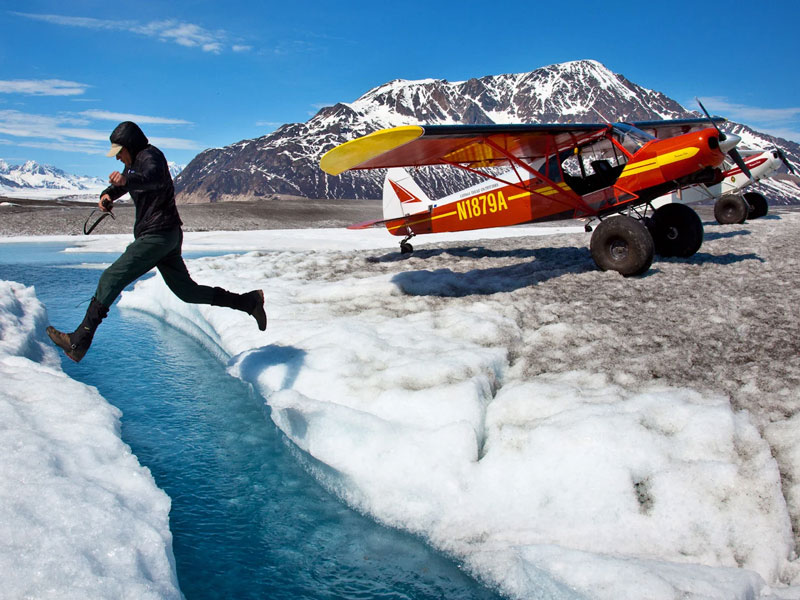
[347, 218, 391, 230]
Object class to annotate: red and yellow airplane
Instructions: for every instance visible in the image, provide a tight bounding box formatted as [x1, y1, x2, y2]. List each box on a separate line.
[320, 116, 746, 276]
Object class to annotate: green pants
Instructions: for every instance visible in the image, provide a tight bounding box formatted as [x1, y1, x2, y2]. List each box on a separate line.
[94, 227, 215, 308]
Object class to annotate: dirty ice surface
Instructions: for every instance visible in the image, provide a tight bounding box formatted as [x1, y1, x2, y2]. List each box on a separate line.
[6, 211, 800, 599]
[0, 281, 181, 599]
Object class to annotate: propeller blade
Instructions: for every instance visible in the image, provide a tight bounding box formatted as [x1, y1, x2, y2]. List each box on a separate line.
[776, 148, 796, 174]
[697, 98, 749, 177]
[696, 98, 725, 139]
[728, 147, 752, 180]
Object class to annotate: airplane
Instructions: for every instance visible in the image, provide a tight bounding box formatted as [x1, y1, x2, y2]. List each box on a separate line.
[319, 114, 749, 277]
[381, 146, 793, 247]
[648, 147, 795, 224]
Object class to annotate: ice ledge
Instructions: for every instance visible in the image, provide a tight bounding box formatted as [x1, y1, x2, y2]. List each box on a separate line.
[0, 280, 181, 599]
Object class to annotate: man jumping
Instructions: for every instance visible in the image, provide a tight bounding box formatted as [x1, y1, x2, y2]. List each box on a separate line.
[47, 121, 266, 362]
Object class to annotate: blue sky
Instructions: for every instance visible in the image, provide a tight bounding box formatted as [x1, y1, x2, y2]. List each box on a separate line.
[1, 0, 798, 179]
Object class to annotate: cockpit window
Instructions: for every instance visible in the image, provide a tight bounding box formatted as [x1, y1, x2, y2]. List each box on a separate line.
[612, 123, 656, 153]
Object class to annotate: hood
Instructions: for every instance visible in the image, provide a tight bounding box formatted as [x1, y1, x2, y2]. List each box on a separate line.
[109, 121, 149, 157]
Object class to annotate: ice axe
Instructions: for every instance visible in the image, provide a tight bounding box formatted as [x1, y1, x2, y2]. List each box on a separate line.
[696, 98, 752, 180]
[83, 198, 115, 235]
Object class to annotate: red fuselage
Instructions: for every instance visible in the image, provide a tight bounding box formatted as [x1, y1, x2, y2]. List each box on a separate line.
[382, 127, 726, 237]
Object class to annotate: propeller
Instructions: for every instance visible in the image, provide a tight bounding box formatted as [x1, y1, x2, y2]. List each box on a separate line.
[775, 147, 796, 174]
[696, 98, 753, 180]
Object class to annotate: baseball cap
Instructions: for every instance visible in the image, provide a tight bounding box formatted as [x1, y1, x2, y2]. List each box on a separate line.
[106, 143, 123, 157]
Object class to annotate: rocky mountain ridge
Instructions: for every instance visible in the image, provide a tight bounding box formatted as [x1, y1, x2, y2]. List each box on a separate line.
[175, 59, 800, 205]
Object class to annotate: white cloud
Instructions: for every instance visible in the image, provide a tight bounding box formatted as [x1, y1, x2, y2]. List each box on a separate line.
[0, 109, 106, 154]
[12, 14, 117, 29]
[13, 12, 239, 54]
[696, 96, 800, 143]
[137, 19, 225, 53]
[272, 39, 317, 56]
[0, 110, 91, 139]
[0, 109, 202, 154]
[7, 139, 107, 155]
[149, 136, 204, 151]
[698, 96, 800, 123]
[80, 110, 192, 126]
[0, 79, 90, 96]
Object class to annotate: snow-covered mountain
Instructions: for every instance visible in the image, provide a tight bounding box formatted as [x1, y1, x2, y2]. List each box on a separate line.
[0, 159, 106, 199]
[174, 59, 800, 204]
[168, 162, 185, 179]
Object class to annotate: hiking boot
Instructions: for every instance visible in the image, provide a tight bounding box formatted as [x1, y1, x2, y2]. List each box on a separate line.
[211, 287, 267, 331]
[245, 289, 267, 331]
[46, 326, 85, 362]
[46, 297, 108, 362]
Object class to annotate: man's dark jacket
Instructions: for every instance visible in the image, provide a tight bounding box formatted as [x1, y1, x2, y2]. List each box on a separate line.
[101, 121, 182, 238]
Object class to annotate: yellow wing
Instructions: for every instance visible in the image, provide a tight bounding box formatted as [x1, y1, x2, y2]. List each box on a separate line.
[319, 123, 609, 175]
[320, 126, 424, 175]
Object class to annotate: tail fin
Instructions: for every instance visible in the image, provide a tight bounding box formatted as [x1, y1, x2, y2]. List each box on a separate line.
[382, 167, 433, 220]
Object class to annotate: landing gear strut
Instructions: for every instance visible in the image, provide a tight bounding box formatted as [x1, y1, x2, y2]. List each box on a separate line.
[400, 234, 414, 254]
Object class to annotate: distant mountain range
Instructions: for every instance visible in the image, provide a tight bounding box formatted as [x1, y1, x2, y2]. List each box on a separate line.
[0, 159, 106, 199]
[0, 159, 185, 200]
[174, 59, 800, 205]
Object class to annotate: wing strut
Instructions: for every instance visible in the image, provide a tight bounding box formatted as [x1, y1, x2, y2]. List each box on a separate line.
[442, 136, 597, 215]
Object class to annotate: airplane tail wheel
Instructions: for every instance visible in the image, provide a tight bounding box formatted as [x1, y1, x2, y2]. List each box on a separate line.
[650, 203, 703, 257]
[744, 192, 768, 219]
[400, 241, 414, 254]
[714, 194, 748, 224]
[590, 216, 654, 276]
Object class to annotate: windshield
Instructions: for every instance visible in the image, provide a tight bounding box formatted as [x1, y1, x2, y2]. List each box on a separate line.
[612, 123, 656, 153]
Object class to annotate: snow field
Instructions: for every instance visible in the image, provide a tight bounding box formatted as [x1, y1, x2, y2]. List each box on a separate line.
[116, 214, 800, 599]
[0, 281, 181, 599]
